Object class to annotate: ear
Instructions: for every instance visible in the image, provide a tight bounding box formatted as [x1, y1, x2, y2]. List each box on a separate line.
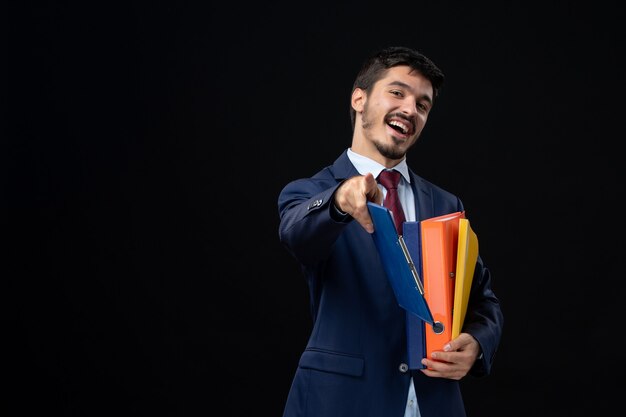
[351, 88, 366, 112]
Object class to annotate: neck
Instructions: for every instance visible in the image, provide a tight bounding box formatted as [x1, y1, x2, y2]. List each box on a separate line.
[351, 140, 404, 169]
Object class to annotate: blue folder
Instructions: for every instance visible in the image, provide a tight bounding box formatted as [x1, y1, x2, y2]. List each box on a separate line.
[367, 202, 434, 325]
[403, 221, 427, 369]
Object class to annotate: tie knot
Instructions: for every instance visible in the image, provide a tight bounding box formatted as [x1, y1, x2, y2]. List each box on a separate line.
[378, 170, 401, 190]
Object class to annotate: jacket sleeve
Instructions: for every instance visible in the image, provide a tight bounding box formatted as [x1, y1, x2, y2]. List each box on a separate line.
[462, 254, 504, 377]
[278, 177, 354, 266]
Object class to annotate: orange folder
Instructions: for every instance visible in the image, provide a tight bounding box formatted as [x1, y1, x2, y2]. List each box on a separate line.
[451, 218, 479, 339]
[420, 211, 464, 362]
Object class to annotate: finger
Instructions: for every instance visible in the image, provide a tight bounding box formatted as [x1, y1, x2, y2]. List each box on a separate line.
[363, 173, 383, 205]
[352, 199, 375, 234]
[445, 333, 473, 352]
[355, 213, 375, 234]
[351, 174, 381, 233]
[431, 351, 455, 364]
[420, 359, 451, 378]
[421, 357, 467, 380]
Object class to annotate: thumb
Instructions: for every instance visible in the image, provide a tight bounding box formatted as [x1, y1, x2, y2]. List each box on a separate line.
[443, 334, 464, 351]
[444, 333, 473, 352]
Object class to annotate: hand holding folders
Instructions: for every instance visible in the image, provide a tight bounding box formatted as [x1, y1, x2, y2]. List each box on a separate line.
[419, 212, 478, 361]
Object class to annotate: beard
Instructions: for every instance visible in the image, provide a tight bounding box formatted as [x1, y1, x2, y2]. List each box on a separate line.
[361, 105, 408, 161]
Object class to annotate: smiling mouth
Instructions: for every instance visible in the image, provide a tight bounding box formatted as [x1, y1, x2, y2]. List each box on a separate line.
[386, 117, 414, 137]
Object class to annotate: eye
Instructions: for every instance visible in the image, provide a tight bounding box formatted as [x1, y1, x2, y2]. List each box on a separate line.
[416, 102, 430, 113]
[390, 89, 404, 97]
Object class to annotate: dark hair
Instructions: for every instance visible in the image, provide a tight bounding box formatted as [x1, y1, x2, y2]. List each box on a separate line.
[350, 46, 445, 129]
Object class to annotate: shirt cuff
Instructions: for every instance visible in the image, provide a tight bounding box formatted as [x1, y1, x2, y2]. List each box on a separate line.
[331, 203, 351, 222]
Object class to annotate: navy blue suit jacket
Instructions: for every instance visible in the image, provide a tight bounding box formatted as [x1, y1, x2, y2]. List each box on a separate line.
[278, 150, 503, 417]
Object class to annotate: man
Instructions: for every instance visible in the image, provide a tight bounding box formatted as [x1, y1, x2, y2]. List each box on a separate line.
[277, 46, 503, 417]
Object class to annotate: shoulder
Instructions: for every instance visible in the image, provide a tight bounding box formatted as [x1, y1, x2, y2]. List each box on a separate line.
[280, 150, 356, 196]
[410, 171, 464, 212]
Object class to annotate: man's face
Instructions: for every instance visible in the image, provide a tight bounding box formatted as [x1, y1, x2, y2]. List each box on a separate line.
[353, 66, 434, 162]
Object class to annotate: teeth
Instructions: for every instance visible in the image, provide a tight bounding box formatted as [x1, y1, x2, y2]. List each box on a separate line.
[389, 120, 408, 134]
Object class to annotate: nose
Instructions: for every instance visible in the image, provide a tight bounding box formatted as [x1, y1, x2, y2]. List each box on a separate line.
[399, 97, 418, 116]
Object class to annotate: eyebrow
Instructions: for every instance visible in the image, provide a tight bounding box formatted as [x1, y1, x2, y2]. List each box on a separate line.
[387, 80, 433, 105]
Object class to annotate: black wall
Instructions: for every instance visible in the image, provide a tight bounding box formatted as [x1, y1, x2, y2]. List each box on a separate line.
[6, 2, 625, 416]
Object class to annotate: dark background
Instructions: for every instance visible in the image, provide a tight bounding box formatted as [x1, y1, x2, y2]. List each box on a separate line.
[6, 1, 625, 416]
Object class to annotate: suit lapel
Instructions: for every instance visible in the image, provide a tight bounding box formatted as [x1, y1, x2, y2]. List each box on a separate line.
[409, 171, 434, 221]
[332, 149, 363, 182]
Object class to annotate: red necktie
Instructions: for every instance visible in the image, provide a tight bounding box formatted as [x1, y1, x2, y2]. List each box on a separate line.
[378, 170, 406, 235]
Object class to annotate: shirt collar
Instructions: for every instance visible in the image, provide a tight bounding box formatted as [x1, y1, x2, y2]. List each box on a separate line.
[347, 148, 411, 183]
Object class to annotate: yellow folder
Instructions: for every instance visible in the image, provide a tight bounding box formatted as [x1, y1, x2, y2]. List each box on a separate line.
[451, 218, 479, 339]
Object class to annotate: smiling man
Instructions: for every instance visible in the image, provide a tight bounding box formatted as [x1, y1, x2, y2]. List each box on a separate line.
[277, 46, 503, 417]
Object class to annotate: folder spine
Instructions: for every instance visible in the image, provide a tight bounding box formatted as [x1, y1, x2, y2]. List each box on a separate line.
[402, 221, 426, 370]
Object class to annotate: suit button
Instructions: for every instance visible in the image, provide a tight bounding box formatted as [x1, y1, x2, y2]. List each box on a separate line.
[307, 199, 323, 210]
[399, 363, 409, 373]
